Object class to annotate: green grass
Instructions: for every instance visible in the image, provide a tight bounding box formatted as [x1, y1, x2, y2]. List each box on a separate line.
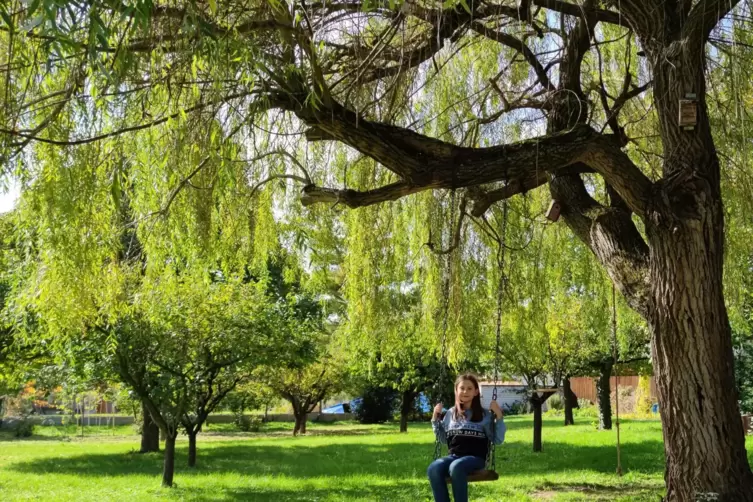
[1, 417, 751, 501]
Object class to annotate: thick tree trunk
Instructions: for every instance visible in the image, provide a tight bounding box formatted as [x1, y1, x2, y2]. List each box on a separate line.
[643, 46, 753, 500]
[140, 402, 160, 453]
[649, 225, 753, 501]
[162, 432, 177, 488]
[399, 390, 415, 433]
[187, 431, 197, 467]
[563, 377, 577, 426]
[596, 361, 613, 431]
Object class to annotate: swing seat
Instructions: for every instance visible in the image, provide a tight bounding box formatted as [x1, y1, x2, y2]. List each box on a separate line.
[445, 469, 499, 483]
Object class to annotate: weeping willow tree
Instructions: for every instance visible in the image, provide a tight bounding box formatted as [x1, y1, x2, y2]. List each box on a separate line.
[3, 0, 753, 499]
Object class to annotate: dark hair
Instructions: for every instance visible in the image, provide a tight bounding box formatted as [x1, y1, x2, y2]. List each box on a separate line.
[453, 373, 484, 422]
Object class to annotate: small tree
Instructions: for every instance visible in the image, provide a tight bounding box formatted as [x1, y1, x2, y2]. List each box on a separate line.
[269, 348, 346, 435]
[223, 380, 276, 429]
[108, 276, 282, 484]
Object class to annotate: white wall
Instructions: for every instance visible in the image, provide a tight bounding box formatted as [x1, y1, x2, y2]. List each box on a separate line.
[479, 384, 527, 410]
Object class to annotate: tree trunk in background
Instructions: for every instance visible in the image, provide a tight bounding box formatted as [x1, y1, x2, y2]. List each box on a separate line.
[293, 408, 307, 436]
[161, 432, 177, 487]
[563, 377, 577, 426]
[140, 401, 160, 453]
[187, 430, 197, 467]
[399, 390, 415, 433]
[531, 396, 543, 452]
[596, 361, 613, 431]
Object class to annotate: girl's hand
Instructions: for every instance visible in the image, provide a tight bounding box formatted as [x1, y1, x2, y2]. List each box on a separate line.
[490, 400, 504, 419]
[433, 403, 443, 419]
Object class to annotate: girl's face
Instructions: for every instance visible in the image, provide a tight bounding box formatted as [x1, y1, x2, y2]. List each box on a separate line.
[456, 379, 479, 405]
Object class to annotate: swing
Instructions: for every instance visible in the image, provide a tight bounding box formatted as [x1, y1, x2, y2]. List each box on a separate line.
[432, 193, 508, 484]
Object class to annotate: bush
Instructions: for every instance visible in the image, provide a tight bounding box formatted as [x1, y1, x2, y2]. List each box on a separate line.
[354, 385, 398, 424]
[14, 419, 34, 438]
[502, 401, 528, 416]
[577, 398, 593, 408]
[573, 399, 598, 419]
[547, 393, 563, 411]
[573, 405, 599, 419]
[235, 414, 264, 432]
[635, 376, 653, 417]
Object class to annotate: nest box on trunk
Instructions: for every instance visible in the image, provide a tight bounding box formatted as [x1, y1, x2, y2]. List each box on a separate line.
[679, 93, 698, 129]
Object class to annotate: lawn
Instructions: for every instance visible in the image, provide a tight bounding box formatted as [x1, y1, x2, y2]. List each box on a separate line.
[1, 416, 751, 501]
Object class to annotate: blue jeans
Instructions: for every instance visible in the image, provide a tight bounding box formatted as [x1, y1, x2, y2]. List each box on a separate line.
[427, 455, 486, 502]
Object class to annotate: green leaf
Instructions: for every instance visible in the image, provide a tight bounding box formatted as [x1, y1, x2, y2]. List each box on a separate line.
[0, 6, 14, 29]
[20, 14, 44, 32]
[208, 0, 217, 14]
[111, 173, 122, 210]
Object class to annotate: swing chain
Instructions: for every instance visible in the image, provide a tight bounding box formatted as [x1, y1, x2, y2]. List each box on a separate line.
[492, 199, 508, 403]
[488, 199, 508, 471]
[433, 190, 457, 461]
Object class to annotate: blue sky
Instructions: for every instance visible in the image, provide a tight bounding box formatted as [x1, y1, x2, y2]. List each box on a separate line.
[0, 181, 19, 213]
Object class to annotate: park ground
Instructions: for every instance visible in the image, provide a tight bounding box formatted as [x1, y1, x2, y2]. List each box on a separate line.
[1, 416, 752, 501]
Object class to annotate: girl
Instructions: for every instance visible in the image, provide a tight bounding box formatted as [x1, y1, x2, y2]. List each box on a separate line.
[428, 373, 506, 502]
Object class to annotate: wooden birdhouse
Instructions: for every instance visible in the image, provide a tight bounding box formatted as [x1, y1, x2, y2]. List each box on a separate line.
[546, 200, 561, 222]
[679, 94, 697, 129]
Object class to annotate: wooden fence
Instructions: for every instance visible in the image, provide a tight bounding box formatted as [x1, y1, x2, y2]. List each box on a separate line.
[569, 376, 658, 403]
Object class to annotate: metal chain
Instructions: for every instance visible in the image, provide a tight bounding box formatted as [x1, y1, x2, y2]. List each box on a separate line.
[433, 190, 457, 461]
[487, 199, 508, 471]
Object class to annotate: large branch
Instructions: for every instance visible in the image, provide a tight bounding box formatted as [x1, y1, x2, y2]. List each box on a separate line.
[533, 0, 628, 27]
[541, 1, 650, 315]
[683, 0, 743, 52]
[288, 93, 652, 216]
[469, 163, 591, 216]
[603, 0, 663, 41]
[300, 181, 428, 207]
[549, 174, 650, 316]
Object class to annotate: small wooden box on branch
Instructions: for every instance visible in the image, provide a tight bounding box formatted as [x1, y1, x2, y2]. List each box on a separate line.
[679, 94, 698, 130]
[546, 200, 561, 222]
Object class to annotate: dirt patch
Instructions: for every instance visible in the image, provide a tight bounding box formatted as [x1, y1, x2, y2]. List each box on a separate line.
[531, 482, 663, 501]
[531, 490, 558, 500]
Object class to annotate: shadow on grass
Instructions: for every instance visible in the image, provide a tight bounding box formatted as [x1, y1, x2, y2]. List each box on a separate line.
[0, 431, 72, 442]
[8, 436, 666, 480]
[201, 425, 398, 439]
[161, 481, 429, 502]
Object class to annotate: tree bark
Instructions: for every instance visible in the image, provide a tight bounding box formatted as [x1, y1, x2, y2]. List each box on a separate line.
[563, 377, 577, 426]
[399, 390, 415, 433]
[639, 30, 753, 500]
[648, 203, 753, 501]
[187, 430, 197, 467]
[140, 401, 160, 453]
[162, 432, 177, 488]
[596, 361, 613, 431]
[293, 410, 307, 436]
[298, 414, 307, 435]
